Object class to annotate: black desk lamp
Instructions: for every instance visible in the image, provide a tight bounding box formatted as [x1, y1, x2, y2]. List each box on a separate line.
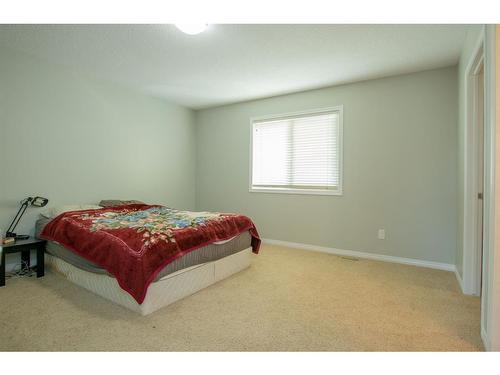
[5, 196, 49, 240]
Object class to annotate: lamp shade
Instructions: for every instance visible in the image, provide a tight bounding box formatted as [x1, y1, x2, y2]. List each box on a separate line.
[31, 196, 48, 207]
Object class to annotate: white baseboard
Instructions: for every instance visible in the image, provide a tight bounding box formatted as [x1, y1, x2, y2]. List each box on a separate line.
[454, 266, 465, 292]
[262, 238, 455, 272]
[481, 327, 490, 351]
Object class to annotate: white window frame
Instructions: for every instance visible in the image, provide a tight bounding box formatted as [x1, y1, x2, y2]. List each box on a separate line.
[249, 106, 343, 196]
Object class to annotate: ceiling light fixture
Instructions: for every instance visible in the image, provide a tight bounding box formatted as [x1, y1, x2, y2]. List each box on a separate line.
[175, 24, 208, 35]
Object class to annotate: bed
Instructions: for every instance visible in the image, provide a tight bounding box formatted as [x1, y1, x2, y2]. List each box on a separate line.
[36, 204, 260, 315]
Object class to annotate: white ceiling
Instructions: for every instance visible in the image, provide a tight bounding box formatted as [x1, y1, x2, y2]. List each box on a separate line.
[0, 24, 468, 109]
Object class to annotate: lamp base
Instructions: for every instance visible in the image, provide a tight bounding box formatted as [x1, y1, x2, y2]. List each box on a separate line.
[5, 232, 30, 240]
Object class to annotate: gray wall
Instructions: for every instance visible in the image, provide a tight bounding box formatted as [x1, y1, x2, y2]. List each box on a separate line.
[195, 67, 458, 264]
[0, 45, 459, 267]
[0, 47, 196, 238]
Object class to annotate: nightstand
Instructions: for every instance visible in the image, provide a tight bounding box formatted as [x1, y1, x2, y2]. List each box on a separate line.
[0, 238, 46, 286]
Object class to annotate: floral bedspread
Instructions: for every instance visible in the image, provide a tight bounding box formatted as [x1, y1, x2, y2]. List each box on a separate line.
[41, 204, 260, 304]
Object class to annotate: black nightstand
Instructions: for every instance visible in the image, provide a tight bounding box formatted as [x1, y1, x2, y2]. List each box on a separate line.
[1, 238, 46, 286]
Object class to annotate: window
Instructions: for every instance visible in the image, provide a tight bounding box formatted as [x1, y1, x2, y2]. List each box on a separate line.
[250, 106, 343, 195]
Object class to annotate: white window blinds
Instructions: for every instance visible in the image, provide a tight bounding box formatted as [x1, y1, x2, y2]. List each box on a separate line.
[251, 107, 342, 195]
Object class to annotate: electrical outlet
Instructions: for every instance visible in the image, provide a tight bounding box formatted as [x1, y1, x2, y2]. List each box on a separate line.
[378, 229, 385, 240]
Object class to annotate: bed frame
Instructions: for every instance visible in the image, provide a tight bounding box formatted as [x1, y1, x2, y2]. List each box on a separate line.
[46, 248, 253, 315]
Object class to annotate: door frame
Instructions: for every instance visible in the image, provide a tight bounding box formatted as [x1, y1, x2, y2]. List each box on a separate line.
[463, 33, 486, 296]
[462, 25, 497, 350]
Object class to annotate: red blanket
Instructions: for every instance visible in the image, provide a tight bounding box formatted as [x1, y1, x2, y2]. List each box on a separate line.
[40, 204, 260, 304]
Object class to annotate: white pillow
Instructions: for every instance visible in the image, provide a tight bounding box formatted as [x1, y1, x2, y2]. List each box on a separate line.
[41, 204, 102, 219]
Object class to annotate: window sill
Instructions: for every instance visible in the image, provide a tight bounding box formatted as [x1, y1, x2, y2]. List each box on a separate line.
[249, 187, 343, 196]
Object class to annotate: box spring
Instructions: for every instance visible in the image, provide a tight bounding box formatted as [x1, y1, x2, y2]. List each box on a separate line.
[46, 247, 252, 315]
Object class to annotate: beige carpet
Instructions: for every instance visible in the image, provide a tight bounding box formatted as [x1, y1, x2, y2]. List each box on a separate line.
[0, 245, 483, 351]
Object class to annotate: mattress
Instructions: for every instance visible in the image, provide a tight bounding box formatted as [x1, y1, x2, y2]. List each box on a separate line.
[35, 217, 252, 282]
